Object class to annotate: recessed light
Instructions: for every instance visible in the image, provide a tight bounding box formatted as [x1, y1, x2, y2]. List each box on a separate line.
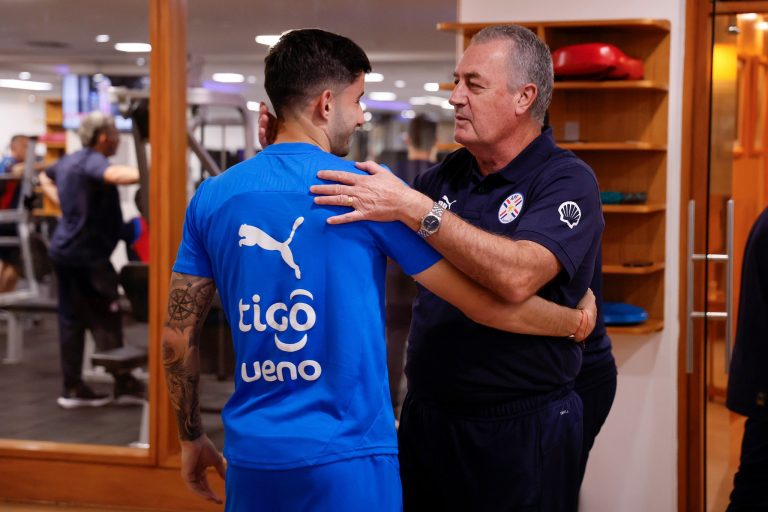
[394, 80, 406, 88]
[18, 72, 31, 80]
[441, 100, 453, 110]
[409, 97, 428, 105]
[95, 34, 110, 43]
[424, 82, 440, 92]
[247, 101, 260, 111]
[247, 75, 257, 84]
[364, 112, 373, 122]
[740, 13, 759, 21]
[255, 35, 281, 47]
[212, 73, 245, 83]
[0, 79, 53, 91]
[115, 42, 152, 53]
[758, 21, 768, 30]
[401, 109, 416, 119]
[369, 92, 396, 101]
[365, 73, 384, 83]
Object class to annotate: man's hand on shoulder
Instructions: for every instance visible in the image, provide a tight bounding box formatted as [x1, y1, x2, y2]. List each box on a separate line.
[311, 161, 432, 227]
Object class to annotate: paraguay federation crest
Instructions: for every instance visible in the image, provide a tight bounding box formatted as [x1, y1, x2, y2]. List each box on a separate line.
[498, 192, 524, 224]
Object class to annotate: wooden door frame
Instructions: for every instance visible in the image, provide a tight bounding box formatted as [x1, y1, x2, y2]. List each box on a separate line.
[679, 1, 768, 510]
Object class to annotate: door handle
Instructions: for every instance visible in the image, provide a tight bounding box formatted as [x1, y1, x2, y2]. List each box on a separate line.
[686, 199, 734, 375]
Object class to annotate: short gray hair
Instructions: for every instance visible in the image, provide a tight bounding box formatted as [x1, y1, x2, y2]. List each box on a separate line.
[471, 25, 553, 124]
[78, 111, 116, 147]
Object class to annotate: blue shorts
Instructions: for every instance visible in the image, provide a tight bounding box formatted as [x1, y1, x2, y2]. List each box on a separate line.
[225, 454, 402, 512]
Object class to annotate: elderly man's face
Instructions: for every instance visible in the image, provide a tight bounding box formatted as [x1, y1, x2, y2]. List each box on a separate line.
[450, 39, 522, 151]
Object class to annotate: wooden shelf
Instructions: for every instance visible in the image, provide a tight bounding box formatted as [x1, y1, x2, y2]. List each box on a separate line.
[437, 19, 670, 34]
[607, 319, 664, 335]
[559, 142, 667, 151]
[554, 80, 668, 91]
[603, 263, 665, 275]
[603, 204, 666, 213]
[437, 142, 462, 152]
[44, 142, 66, 149]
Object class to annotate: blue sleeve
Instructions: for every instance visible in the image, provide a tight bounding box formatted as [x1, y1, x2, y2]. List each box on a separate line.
[84, 153, 110, 181]
[367, 221, 442, 276]
[514, 166, 603, 280]
[172, 183, 214, 278]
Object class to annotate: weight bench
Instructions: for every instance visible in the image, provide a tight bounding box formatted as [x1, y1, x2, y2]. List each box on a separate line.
[1, 297, 58, 364]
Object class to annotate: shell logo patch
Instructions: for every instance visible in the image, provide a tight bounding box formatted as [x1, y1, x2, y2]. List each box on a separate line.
[558, 201, 582, 229]
[498, 193, 524, 224]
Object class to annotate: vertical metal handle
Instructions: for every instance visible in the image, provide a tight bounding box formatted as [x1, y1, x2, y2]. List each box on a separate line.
[724, 199, 734, 373]
[686, 200, 695, 374]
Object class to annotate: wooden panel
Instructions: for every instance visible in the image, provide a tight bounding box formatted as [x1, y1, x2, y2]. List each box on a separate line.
[602, 204, 666, 213]
[0, 457, 223, 511]
[602, 263, 665, 275]
[602, 212, 665, 266]
[607, 319, 664, 335]
[603, 272, 664, 320]
[587, 152, 667, 204]
[149, 0, 188, 467]
[558, 142, 666, 151]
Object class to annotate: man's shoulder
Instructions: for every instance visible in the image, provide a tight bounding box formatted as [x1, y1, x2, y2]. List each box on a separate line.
[415, 148, 472, 192]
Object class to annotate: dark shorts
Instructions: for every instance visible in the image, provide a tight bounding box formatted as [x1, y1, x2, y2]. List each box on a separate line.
[225, 455, 402, 512]
[398, 389, 583, 512]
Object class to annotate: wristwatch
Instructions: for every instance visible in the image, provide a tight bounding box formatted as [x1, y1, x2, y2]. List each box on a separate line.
[418, 202, 445, 238]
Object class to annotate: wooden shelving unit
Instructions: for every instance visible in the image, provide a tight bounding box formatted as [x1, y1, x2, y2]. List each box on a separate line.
[440, 19, 670, 335]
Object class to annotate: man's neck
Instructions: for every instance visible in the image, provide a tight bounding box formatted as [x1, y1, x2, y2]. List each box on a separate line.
[469, 122, 542, 176]
[273, 117, 330, 153]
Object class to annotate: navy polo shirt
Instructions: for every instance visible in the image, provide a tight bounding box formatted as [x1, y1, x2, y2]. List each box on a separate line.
[406, 128, 604, 405]
[46, 148, 123, 265]
[727, 207, 768, 419]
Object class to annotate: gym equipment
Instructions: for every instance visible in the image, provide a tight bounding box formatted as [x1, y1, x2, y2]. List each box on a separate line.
[552, 43, 644, 80]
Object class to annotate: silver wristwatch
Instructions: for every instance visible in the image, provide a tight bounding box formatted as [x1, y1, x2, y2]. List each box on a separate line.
[418, 202, 445, 238]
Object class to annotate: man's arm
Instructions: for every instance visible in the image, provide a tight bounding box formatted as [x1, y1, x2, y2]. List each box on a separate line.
[103, 165, 140, 185]
[311, 161, 559, 302]
[37, 171, 60, 208]
[162, 272, 225, 504]
[414, 259, 594, 341]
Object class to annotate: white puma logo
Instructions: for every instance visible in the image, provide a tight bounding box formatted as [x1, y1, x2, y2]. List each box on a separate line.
[439, 195, 457, 210]
[239, 217, 304, 279]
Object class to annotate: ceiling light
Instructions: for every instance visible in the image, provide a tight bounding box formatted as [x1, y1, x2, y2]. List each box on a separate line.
[18, 72, 31, 80]
[212, 73, 245, 83]
[136, 57, 146, 66]
[360, 101, 367, 111]
[365, 73, 384, 83]
[0, 79, 53, 91]
[424, 82, 440, 92]
[369, 92, 396, 101]
[758, 21, 768, 30]
[409, 96, 428, 105]
[364, 112, 373, 122]
[441, 100, 454, 110]
[255, 35, 281, 47]
[394, 80, 406, 88]
[115, 42, 152, 53]
[95, 34, 110, 43]
[739, 13, 759, 21]
[93, 73, 105, 83]
[401, 109, 416, 119]
[247, 101, 259, 111]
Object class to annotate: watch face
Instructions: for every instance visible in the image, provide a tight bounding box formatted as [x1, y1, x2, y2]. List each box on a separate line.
[423, 215, 440, 232]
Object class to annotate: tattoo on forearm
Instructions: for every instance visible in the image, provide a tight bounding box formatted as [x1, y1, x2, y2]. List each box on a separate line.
[162, 272, 216, 441]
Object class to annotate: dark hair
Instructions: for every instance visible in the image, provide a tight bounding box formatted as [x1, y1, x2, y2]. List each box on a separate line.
[10, 134, 28, 146]
[264, 29, 371, 118]
[407, 114, 437, 152]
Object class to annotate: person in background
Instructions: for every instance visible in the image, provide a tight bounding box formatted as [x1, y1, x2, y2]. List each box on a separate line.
[386, 113, 439, 415]
[727, 207, 768, 511]
[310, 24, 612, 510]
[45, 111, 145, 409]
[165, 28, 596, 510]
[0, 134, 30, 292]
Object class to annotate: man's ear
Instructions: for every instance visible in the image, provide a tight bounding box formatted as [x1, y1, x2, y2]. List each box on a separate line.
[318, 89, 334, 120]
[515, 83, 538, 116]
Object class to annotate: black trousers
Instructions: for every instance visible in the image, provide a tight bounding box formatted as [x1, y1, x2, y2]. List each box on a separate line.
[54, 261, 123, 390]
[398, 390, 583, 512]
[575, 373, 618, 486]
[385, 263, 416, 411]
[728, 415, 768, 511]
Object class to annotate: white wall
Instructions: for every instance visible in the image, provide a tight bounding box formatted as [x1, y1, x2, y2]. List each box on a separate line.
[458, 1, 686, 510]
[0, 89, 48, 157]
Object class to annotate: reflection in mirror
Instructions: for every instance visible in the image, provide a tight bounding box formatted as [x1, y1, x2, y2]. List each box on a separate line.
[0, 0, 150, 447]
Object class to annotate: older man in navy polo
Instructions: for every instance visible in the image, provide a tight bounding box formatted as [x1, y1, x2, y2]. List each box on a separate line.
[310, 25, 615, 511]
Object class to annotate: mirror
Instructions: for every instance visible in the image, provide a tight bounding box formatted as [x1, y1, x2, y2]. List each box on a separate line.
[0, 0, 151, 448]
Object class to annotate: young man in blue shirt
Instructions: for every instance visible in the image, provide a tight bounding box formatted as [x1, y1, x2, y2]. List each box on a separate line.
[310, 25, 614, 511]
[164, 29, 596, 511]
